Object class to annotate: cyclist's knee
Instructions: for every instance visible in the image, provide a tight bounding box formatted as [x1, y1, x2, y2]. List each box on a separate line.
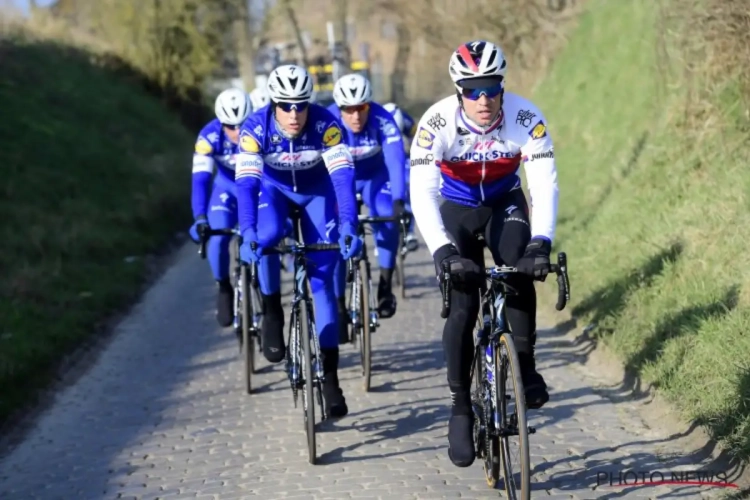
[257, 223, 286, 247]
[445, 290, 479, 328]
[307, 257, 338, 290]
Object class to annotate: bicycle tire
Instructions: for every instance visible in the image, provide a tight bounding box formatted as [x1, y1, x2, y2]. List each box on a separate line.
[240, 265, 254, 394]
[498, 333, 530, 499]
[360, 258, 372, 392]
[250, 284, 262, 373]
[307, 300, 327, 422]
[299, 300, 317, 464]
[396, 251, 406, 300]
[349, 261, 360, 349]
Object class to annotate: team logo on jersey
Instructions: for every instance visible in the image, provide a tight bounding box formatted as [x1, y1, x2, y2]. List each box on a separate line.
[416, 127, 435, 150]
[529, 121, 547, 140]
[323, 124, 343, 147]
[195, 137, 213, 155]
[239, 134, 261, 153]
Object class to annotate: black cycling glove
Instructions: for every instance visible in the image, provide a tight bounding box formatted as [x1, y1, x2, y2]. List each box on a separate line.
[516, 237, 552, 280]
[433, 244, 483, 289]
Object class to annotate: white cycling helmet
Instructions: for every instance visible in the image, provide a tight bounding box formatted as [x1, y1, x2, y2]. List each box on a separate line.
[266, 64, 313, 103]
[248, 87, 270, 112]
[383, 102, 404, 131]
[214, 88, 251, 126]
[448, 40, 507, 90]
[333, 73, 372, 107]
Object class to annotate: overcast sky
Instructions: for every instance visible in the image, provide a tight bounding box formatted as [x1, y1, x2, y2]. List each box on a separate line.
[9, 0, 55, 14]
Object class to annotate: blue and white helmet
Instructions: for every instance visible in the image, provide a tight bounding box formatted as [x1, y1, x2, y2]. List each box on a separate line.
[383, 102, 404, 131]
[333, 73, 372, 107]
[266, 65, 313, 103]
[248, 87, 270, 111]
[214, 88, 251, 126]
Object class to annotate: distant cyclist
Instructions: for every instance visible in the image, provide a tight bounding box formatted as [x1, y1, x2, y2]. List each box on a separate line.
[410, 40, 559, 467]
[189, 88, 251, 328]
[249, 86, 270, 113]
[383, 102, 419, 252]
[234, 65, 362, 417]
[328, 74, 407, 343]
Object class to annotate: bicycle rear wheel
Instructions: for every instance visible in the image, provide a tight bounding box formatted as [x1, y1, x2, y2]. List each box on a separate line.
[240, 265, 254, 394]
[498, 333, 530, 499]
[299, 300, 317, 464]
[359, 258, 372, 392]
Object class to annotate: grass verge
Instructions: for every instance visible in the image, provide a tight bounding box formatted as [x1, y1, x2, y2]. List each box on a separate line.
[532, 0, 750, 462]
[0, 27, 195, 424]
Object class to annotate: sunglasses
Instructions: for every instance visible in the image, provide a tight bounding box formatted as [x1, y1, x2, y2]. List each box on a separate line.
[460, 82, 504, 101]
[340, 103, 370, 113]
[276, 101, 310, 112]
[222, 124, 240, 130]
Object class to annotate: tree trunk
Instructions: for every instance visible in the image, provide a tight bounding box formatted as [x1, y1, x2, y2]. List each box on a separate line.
[391, 21, 411, 103]
[233, 0, 256, 90]
[282, 0, 309, 67]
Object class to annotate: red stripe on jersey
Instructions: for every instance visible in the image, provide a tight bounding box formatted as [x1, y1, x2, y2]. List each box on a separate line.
[439, 156, 521, 185]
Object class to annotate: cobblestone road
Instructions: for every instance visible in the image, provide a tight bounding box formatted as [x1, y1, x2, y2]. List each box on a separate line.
[0, 239, 729, 499]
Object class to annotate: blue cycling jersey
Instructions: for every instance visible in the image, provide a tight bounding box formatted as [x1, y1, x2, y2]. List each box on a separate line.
[401, 109, 416, 139]
[327, 101, 407, 201]
[234, 104, 357, 235]
[191, 118, 241, 218]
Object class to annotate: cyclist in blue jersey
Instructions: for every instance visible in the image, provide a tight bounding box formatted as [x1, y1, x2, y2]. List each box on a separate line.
[250, 84, 296, 269]
[235, 65, 362, 417]
[189, 88, 252, 328]
[383, 102, 420, 252]
[328, 74, 407, 343]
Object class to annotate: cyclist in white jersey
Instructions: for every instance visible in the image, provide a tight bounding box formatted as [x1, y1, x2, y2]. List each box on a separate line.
[409, 40, 559, 468]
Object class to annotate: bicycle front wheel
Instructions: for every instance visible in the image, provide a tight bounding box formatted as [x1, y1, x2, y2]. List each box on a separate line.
[299, 300, 317, 464]
[395, 250, 406, 300]
[497, 333, 530, 499]
[359, 258, 372, 392]
[240, 265, 254, 394]
[249, 282, 262, 373]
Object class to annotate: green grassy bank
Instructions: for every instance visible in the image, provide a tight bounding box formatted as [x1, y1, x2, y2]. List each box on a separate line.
[0, 29, 195, 424]
[533, 0, 750, 461]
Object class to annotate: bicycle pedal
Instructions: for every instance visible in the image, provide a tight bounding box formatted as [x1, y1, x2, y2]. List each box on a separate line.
[528, 426, 536, 434]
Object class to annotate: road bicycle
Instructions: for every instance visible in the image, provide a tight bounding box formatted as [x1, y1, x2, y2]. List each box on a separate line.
[198, 227, 262, 394]
[440, 251, 570, 498]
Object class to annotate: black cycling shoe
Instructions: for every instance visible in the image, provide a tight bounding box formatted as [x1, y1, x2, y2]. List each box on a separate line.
[519, 352, 549, 409]
[321, 348, 348, 418]
[216, 279, 234, 327]
[377, 273, 397, 319]
[377, 295, 397, 319]
[448, 414, 476, 467]
[260, 292, 285, 363]
[337, 296, 350, 344]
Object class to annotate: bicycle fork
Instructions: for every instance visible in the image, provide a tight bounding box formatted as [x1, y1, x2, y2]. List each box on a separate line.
[349, 259, 362, 330]
[233, 266, 243, 332]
